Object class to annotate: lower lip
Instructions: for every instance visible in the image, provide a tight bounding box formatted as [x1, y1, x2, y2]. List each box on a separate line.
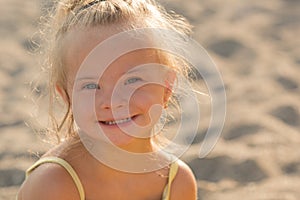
[98, 116, 137, 128]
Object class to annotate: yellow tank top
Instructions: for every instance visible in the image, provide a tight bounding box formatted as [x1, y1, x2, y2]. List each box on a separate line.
[26, 157, 179, 200]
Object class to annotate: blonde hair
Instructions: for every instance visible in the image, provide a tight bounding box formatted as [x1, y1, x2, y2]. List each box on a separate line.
[40, 0, 193, 143]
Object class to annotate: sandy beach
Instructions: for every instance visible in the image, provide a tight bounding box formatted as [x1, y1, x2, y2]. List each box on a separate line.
[1, 0, 299, 199]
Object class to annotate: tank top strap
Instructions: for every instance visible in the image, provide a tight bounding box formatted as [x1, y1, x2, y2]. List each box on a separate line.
[162, 161, 179, 200]
[26, 157, 85, 200]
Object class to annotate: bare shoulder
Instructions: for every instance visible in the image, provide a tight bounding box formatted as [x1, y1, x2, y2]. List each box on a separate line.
[170, 159, 197, 200]
[17, 162, 80, 200]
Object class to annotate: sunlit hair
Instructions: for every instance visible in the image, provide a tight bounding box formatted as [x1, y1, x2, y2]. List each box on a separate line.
[39, 0, 194, 144]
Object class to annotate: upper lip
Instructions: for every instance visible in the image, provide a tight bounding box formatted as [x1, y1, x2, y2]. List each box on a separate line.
[98, 115, 137, 123]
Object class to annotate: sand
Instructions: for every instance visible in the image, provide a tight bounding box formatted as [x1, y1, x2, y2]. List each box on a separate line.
[0, 0, 299, 199]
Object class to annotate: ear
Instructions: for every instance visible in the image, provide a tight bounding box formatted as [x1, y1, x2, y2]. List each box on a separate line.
[55, 84, 68, 103]
[163, 71, 176, 108]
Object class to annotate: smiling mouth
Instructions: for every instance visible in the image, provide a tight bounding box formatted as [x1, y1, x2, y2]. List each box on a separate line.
[99, 116, 135, 125]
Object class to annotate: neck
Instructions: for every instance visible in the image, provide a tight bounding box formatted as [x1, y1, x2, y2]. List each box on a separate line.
[118, 138, 154, 153]
[82, 142, 152, 178]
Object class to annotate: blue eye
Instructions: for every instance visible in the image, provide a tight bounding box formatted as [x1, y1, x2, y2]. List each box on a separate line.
[82, 83, 100, 90]
[124, 77, 142, 85]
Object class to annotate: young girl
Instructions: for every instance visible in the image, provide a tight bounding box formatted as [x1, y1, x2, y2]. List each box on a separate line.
[18, 0, 198, 199]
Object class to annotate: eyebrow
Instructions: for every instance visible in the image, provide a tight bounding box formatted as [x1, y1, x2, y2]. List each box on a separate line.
[75, 77, 98, 81]
[75, 68, 146, 81]
[126, 67, 146, 74]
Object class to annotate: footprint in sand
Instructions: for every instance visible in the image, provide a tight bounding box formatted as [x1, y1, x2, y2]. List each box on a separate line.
[276, 76, 299, 91]
[188, 156, 268, 183]
[269, 105, 300, 127]
[0, 169, 25, 187]
[223, 123, 262, 141]
[282, 162, 300, 175]
[207, 39, 244, 58]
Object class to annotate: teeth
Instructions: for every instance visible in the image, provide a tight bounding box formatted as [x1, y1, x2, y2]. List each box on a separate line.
[104, 117, 131, 125]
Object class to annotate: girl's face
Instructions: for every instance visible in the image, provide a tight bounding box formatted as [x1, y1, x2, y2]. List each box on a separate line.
[61, 28, 172, 151]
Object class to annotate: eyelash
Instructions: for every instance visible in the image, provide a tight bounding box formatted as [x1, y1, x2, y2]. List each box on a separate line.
[81, 77, 142, 90]
[82, 83, 100, 90]
[124, 77, 142, 85]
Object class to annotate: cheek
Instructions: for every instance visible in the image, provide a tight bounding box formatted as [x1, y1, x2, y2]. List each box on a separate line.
[72, 92, 96, 126]
[129, 86, 165, 112]
[72, 92, 104, 139]
[130, 90, 163, 107]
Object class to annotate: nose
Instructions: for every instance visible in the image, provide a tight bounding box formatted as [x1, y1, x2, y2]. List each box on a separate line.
[95, 87, 126, 110]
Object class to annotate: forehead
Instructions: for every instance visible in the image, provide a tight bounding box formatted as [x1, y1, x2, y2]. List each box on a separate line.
[62, 27, 169, 79]
[62, 28, 112, 72]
